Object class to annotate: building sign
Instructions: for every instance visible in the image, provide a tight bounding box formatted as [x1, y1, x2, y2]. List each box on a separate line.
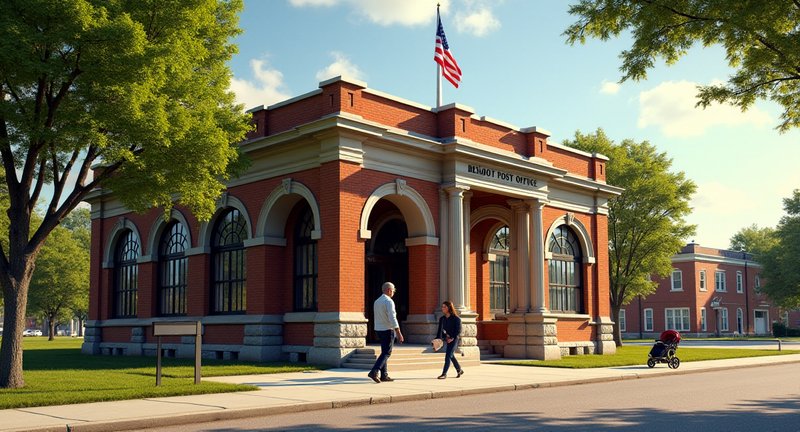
[467, 164, 538, 188]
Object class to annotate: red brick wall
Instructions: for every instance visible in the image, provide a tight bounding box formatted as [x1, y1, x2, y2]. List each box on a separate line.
[283, 323, 314, 346]
[557, 319, 594, 342]
[203, 325, 244, 345]
[101, 327, 130, 343]
[408, 244, 439, 315]
[477, 321, 509, 340]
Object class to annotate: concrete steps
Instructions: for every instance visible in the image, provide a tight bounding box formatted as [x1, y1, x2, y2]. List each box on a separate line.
[342, 345, 480, 371]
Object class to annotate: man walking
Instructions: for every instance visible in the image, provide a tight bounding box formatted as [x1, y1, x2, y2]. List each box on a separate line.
[368, 281, 404, 383]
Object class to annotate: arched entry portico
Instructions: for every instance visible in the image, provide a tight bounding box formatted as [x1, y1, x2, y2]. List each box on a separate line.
[359, 179, 439, 344]
[364, 208, 409, 342]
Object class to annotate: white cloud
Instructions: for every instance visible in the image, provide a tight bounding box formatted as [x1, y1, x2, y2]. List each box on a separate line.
[455, 7, 500, 37]
[315, 51, 365, 81]
[229, 59, 291, 111]
[637, 80, 772, 138]
[600, 80, 620, 95]
[289, 0, 450, 27]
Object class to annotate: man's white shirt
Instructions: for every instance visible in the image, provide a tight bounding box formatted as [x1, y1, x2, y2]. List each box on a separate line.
[373, 294, 399, 331]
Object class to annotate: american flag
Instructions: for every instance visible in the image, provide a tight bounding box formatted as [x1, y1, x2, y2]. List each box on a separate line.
[434, 13, 461, 88]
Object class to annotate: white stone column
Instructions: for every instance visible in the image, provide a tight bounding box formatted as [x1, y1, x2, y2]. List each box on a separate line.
[462, 191, 473, 310]
[512, 201, 530, 312]
[438, 188, 449, 309]
[507, 200, 521, 313]
[446, 186, 468, 310]
[528, 199, 547, 313]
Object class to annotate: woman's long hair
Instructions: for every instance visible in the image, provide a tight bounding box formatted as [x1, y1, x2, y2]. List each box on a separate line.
[442, 301, 458, 317]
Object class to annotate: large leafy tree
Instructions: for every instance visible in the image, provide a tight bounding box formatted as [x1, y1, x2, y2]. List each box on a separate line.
[729, 224, 777, 257]
[565, 0, 800, 132]
[759, 190, 800, 307]
[564, 129, 696, 345]
[0, 0, 249, 388]
[28, 224, 88, 341]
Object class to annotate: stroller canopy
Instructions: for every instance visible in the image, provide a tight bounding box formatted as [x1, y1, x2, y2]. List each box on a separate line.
[659, 330, 681, 344]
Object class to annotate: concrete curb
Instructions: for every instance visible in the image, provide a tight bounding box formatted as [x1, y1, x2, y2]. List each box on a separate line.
[16, 357, 800, 432]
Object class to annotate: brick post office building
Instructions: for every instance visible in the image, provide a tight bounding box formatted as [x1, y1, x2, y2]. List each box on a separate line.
[621, 243, 779, 339]
[83, 77, 622, 365]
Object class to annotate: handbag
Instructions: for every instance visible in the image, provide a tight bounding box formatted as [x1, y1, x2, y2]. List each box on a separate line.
[431, 338, 444, 352]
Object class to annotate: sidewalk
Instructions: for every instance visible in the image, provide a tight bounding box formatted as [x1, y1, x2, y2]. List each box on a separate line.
[4, 354, 800, 432]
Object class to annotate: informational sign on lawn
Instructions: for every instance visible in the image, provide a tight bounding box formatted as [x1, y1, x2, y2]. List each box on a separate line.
[153, 321, 202, 385]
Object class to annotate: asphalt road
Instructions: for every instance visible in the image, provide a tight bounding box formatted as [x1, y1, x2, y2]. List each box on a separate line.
[144, 362, 800, 432]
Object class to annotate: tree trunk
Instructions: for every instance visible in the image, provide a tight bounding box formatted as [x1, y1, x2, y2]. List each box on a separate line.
[610, 303, 623, 347]
[0, 283, 30, 388]
[48, 318, 56, 341]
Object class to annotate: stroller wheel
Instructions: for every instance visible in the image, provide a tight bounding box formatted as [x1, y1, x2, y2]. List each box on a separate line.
[647, 358, 656, 368]
[669, 357, 680, 369]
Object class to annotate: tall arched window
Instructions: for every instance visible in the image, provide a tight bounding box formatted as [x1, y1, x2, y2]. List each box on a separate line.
[159, 221, 188, 316]
[489, 226, 510, 314]
[294, 207, 318, 311]
[114, 230, 140, 318]
[212, 208, 247, 314]
[548, 225, 583, 313]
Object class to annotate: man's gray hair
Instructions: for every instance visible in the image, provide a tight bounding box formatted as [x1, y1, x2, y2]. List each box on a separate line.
[381, 282, 395, 293]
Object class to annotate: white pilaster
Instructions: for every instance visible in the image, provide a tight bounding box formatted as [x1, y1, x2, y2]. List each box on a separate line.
[512, 201, 530, 312]
[445, 186, 469, 310]
[463, 191, 473, 310]
[528, 199, 547, 313]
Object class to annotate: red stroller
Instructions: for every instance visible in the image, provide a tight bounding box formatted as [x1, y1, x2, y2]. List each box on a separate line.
[647, 330, 681, 369]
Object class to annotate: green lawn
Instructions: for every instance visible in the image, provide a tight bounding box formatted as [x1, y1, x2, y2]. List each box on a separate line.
[0, 337, 321, 409]
[502, 345, 799, 368]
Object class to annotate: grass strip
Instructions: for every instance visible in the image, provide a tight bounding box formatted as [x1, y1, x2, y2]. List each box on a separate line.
[0, 337, 321, 409]
[501, 345, 800, 368]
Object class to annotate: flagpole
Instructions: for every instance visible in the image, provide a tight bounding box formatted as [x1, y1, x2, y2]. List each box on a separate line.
[436, 4, 442, 109]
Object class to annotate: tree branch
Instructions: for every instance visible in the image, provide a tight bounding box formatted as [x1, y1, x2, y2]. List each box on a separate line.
[29, 158, 46, 211]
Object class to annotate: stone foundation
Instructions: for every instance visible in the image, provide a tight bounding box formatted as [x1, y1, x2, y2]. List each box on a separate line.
[307, 312, 368, 366]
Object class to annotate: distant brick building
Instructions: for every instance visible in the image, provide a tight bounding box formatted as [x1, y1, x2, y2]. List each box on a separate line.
[83, 77, 622, 365]
[621, 243, 784, 338]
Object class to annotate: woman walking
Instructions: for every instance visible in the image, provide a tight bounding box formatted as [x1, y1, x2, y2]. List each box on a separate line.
[436, 301, 464, 379]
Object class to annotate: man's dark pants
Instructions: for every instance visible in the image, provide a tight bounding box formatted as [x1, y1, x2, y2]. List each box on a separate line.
[370, 330, 394, 378]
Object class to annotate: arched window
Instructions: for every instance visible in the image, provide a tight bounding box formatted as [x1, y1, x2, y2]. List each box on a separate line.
[114, 230, 140, 318]
[159, 221, 188, 316]
[294, 207, 318, 311]
[212, 208, 247, 314]
[489, 226, 510, 314]
[548, 225, 583, 313]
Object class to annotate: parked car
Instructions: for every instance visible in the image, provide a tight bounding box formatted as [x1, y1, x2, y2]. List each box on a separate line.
[23, 329, 42, 337]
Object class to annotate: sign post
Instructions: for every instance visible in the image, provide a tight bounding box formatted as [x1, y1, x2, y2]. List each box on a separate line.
[153, 321, 203, 386]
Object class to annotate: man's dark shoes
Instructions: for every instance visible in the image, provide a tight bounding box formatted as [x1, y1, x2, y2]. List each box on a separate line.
[437, 374, 447, 379]
[456, 369, 464, 378]
[380, 376, 394, 382]
[367, 371, 381, 383]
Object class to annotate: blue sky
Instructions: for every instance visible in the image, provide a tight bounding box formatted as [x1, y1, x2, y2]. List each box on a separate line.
[227, 0, 800, 250]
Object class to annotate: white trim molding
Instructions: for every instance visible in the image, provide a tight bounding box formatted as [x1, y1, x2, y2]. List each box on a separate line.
[253, 178, 322, 246]
[543, 212, 596, 264]
[359, 179, 437, 240]
[197, 193, 253, 249]
[103, 217, 143, 269]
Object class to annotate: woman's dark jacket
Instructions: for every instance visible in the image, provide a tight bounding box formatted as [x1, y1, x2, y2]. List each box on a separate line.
[436, 315, 462, 341]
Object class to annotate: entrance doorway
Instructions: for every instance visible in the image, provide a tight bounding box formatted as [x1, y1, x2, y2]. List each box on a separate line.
[365, 217, 409, 342]
[754, 310, 768, 334]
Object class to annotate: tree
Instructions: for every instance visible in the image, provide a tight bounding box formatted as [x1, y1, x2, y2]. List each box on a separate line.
[0, 0, 250, 388]
[63, 208, 91, 336]
[729, 224, 777, 257]
[28, 225, 88, 340]
[759, 190, 800, 308]
[564, 129, 696, 346]
[565, 0, 800, 132]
